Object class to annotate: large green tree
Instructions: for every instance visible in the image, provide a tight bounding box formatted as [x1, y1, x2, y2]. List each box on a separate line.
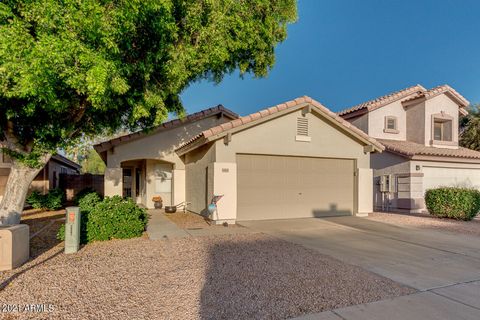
[0, 0, 297, 224]
[81, 148, 106, 174]
[460, 104, 480, 150]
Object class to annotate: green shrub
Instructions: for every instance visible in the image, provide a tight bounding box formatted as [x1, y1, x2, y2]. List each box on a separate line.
[56, 224, 65, 241]
[27, 191, 46, 210]
[73, 188, 101, 205]
[425, 187, 480, 221]
[45, 188, 65, 210]
[78, 192, 102, 214]
[56, 191, 102, 243]
[86, 196, 148, 242]
[57, 195, 148, 243]
[27, 188, 64, 211]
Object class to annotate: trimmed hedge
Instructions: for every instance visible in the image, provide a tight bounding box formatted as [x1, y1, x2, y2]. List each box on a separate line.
[73, 187, 101, 205]
[57, 195, 148, 244]
[425, 187, 480, 221]
[86, 196, 148, 242]
[27, 188, 65, 211]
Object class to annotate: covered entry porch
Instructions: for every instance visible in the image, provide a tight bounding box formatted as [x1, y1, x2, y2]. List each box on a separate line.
[105, 158, 185, 209]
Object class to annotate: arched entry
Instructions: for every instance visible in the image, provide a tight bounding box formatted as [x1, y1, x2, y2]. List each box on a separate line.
[120, 159, 174, 208]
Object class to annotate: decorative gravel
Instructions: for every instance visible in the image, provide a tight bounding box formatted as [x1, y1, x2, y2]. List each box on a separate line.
[0, 233, 414, 320]
[369, 212, 480, 237]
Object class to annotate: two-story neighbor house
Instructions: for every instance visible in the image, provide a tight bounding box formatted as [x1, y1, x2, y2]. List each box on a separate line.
[339, 84, 480, 213]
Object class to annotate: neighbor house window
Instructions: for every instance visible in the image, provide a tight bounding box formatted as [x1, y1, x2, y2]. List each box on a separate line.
[384, 116, 399, 134]
[433, 118, 452, 141]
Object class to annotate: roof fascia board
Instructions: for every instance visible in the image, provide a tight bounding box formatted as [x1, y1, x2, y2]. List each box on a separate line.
[180, 102, 383, 154]
[411, 155, 480, 163]
[176, 136, 210, 156]
[202, 103, 310, 143]
[94, 108, 238, 153]
[340, 108, 368, 120]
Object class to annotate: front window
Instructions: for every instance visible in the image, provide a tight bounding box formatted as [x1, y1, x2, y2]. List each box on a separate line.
[433, 118, 452, 141]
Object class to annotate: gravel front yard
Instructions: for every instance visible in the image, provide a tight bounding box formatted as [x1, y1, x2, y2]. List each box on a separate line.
[368, 212, 480, 237]
[0, 233, 414, 320]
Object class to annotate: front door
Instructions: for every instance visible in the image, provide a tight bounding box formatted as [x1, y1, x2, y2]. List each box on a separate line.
[135, 168, 143, 203]
[122, 168, 132, 198]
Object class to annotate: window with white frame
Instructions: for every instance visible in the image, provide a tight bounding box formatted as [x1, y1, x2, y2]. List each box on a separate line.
[384, 116, 399, 133]
[433, 118, 453, 141]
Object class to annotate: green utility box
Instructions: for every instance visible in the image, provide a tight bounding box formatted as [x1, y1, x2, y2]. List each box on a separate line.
[64, 206, 81, 254]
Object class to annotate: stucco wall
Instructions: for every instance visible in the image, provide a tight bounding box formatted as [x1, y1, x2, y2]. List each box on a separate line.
[210, 108, 374, 220]
[146, 160, 172, 208]
[215, 109, 371, 168]
[103, 115, 231, 205]
[424, 94, 459, 146]
[349, 114, 368, 133]
[370, 152, 411, 210]
[184, 143, 216, 215]
[367, 100, 407, 141]
[208, 162, 237, 223]
[406, 101, 426, 144]
[106, 116, 228, 168]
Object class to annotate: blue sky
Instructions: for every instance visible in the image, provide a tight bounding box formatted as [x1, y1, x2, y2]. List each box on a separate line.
[180, 0, 480, 116]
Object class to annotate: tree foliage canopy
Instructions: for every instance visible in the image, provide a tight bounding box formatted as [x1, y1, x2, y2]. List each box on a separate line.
[460, 104, 480, 151]
[0, 0, 297, 166]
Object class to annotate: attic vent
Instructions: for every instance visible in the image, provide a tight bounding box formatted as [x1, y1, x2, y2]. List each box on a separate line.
[297, 117, 309, 136]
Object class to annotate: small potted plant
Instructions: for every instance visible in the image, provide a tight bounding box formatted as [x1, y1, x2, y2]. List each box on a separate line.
[152, 196, 163, 209]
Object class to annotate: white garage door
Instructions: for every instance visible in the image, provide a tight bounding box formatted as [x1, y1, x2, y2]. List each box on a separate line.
[423, 166, 480, 193]
[237, 154, 355, 221]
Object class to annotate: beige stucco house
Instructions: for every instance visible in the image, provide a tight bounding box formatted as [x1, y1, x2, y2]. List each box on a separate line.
[339, 84, 480, 213]
[96, 97, 383, 223]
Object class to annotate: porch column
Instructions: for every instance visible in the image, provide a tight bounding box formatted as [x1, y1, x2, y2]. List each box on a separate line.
[172, 169, 185, 206]
[357, 168, 373, 217]
[208, 162, 237, 224]
[104, 167, 123, 197]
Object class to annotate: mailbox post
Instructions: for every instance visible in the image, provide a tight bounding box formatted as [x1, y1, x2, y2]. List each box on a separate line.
[64, 206, 81, 254]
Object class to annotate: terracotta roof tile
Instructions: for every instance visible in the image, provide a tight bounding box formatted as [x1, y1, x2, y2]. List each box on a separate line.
[378, 139, 480, 160]
[338, 85, 427, 116]
[94, 105, 239, 153]
[402, 84, 470, 107]
[177, 96, 384, 152]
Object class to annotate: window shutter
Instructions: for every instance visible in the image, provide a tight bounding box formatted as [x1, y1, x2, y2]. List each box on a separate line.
[297, 117, 309, 136]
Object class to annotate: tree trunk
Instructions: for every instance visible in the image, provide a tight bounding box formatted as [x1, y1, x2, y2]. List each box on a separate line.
[0, 156, 50, 225]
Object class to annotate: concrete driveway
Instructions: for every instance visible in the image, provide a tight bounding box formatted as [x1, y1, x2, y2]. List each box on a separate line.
[239, 216, 480, 319]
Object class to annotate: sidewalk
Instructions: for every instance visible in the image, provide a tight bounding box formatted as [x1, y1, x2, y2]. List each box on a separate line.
[146, 210, 253, 239]
[146, 209, 189, 240]
[293, 280, 480, 320]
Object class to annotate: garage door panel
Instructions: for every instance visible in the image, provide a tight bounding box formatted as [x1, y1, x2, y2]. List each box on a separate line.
[237, 154, 355, 221]
[423, 167, 480, 193]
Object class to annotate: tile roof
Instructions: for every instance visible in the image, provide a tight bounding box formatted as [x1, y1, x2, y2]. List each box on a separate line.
[51, 154, 81, 170]
[338, 85, 427, 116]
[401, 84, 470, 107]
[177, 96, 385, 152]
[378, 139, 480, 160]
[94, 105, 239, 153]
